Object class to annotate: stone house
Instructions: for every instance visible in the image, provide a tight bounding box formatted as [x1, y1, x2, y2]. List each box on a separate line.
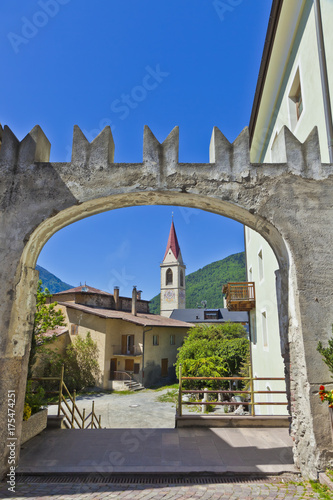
[45, 284, 193, 388]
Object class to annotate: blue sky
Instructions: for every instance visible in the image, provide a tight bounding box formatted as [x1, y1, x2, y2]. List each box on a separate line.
[1, 0, 272, 300]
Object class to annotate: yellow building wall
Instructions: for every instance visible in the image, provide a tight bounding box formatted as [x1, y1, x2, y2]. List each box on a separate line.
[143, 327, 188, 386]
[104, 319, 143, 387]
[54, 304, 189, 389]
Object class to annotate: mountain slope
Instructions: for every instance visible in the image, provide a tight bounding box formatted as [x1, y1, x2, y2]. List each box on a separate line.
[36, 265, 73, 294]
[149, 251, 246, 314]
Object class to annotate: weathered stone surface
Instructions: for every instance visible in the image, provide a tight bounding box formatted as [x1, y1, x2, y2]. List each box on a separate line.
[0, 124, 333, 479]
[21, 409, 47, 445]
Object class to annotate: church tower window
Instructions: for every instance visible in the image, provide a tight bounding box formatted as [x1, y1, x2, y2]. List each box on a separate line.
[180, 269, 184, 287]
[166, 268, 173, 285]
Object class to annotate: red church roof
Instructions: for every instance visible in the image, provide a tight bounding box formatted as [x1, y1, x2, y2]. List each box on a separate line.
[164, 220, 180, 260]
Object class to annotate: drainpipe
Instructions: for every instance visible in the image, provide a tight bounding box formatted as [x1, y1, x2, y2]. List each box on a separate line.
[314, 0, 333, 163]
[142, 326, 153, 385]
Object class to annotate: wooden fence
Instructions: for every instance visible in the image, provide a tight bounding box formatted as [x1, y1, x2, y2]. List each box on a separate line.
[177, 365, 288, 417]
[30, 365, 102, 429]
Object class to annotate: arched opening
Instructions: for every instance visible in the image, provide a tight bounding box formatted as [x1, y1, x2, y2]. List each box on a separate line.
[24, 192, 291, 398]
[21, 193, 290, 394]
[6, 191, 298, 476]
[166, 268, 173, 286]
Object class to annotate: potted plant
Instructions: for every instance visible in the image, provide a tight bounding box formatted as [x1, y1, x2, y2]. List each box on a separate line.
[317, 331, 333, 431]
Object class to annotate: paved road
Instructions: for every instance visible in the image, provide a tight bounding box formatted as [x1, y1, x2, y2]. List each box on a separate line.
[47, 388, 177, 428]
[0, 476, 324, 499]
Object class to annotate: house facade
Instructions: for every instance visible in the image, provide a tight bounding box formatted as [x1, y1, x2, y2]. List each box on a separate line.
[246, 0, 333, 414]
[48, 285, 193, 388]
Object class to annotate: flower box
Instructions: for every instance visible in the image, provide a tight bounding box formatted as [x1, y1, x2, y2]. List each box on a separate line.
[21, 408, 47, 444]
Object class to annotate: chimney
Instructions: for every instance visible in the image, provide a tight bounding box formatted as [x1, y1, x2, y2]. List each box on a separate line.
[114, 286, 120, 310]
[132, 286, 137, 316]
[136, 290, 142, 300]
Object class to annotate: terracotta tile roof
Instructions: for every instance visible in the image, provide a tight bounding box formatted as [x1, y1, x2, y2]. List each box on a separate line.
[36, 326, 69, 345]
[163, 220, 180, 260]
[58, 302, 194, 328]
[53, 285, 112, 296]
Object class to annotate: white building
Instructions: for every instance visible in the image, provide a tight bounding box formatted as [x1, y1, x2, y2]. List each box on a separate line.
[246, 0, 333, 414]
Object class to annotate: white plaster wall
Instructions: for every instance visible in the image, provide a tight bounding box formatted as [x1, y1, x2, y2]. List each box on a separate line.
[246, 228, 288, 416]
[247, 0, 333, 415]
[265, 3, 331, 163]
[251, 0, 333, 164]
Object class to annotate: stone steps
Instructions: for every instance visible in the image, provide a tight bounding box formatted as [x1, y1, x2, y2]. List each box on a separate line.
[124, 380, 145, 391]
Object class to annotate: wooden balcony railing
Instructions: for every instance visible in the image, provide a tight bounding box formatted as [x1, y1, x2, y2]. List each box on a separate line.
[222, 282, 255, 311]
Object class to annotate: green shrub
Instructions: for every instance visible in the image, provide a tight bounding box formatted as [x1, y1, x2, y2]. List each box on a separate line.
[25, 381, 46, 415]
[23, 403, 32, 421]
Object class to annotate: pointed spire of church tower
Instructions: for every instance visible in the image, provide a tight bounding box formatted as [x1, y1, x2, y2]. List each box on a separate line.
[163, 218, 181, 261]
[160, 216, 186, 317]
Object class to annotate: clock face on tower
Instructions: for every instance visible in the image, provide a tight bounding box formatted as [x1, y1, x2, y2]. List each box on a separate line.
[179, 290, 186, 303]
[164, 290, 175, 302]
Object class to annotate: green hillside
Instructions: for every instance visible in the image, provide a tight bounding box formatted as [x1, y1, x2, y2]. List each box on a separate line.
[149, 251, 246, 315]
[36, 265, 73, 294]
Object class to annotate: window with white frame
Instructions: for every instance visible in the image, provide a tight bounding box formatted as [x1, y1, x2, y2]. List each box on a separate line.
[288, 68, 304, 130]
[250, 311, 256, 345]
[153, 335, 159, 346]
[258, 249, 264, 282]
[262, 311, 268, 348]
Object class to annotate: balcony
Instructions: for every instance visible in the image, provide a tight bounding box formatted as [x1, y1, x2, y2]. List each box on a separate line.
[222, 282, 255, 312]
[112, 344, 143, 357]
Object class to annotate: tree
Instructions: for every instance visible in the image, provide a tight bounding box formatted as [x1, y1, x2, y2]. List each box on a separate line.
[65, 332, 101, 391]
[28, 280, 65, 378]
[175, 322, 250, 391]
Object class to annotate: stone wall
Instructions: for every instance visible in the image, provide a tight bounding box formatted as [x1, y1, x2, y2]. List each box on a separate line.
[0, 123, 333, 478]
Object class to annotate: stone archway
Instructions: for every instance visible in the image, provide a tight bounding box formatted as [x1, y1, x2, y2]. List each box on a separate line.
[1, 123, 333, 478]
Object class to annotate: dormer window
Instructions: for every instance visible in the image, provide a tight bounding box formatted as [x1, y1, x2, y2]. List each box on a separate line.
[166, 268, 173, 285]
[204, 309, 220, 320]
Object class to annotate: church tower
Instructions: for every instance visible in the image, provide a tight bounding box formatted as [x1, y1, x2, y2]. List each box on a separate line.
[160, 219, 186, 317]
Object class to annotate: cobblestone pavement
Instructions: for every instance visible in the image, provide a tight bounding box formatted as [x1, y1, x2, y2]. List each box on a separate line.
[0, 477, 327, 499]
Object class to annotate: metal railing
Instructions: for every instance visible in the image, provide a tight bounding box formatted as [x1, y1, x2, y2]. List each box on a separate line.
[109, 370, 133, 381]
[112, 344, 143, 356]
[177, 365, 288, 417]
[30, 365, 102, 429]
